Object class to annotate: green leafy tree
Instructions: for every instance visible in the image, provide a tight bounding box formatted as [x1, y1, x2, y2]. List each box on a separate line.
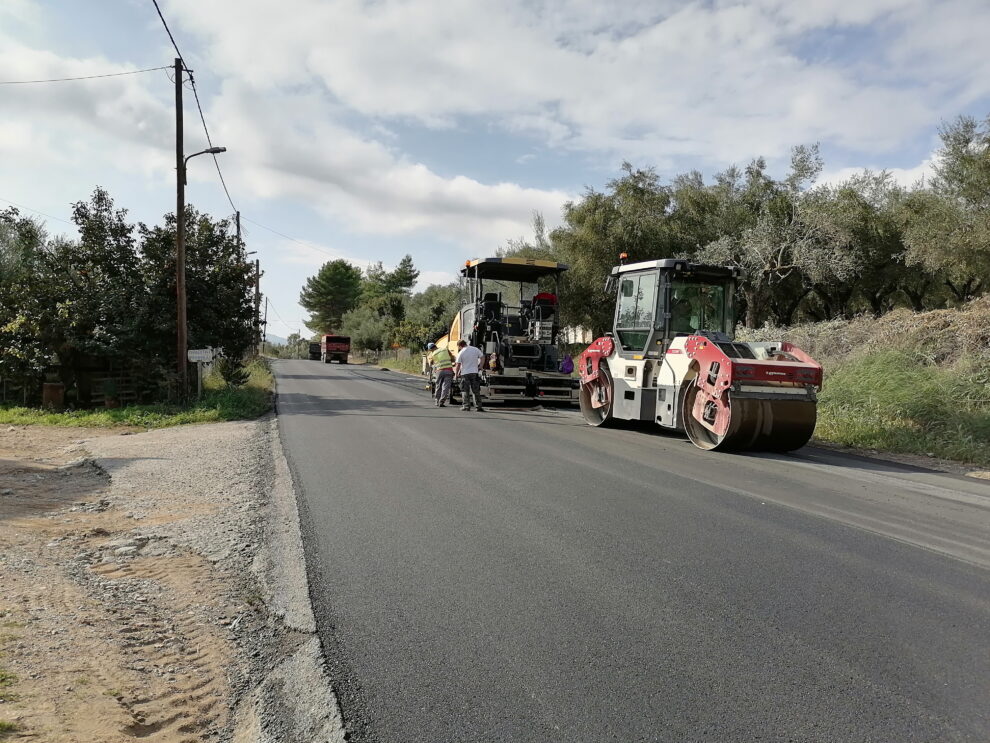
[213, 356, 250, 387]
[536, 164, 674, 336]
[284, 332, 311, 359]
[300, 259, 364, 333]
[386, 254, 420, 294]
[392, 282, 460, 348]
[340, 305, 390, 353]
[138, 206, 257, 368]
[32, 188, 149, 401]
[357, 255, 420, 325]
[902, 115, 990, 302]
[0, 209, 51, 393]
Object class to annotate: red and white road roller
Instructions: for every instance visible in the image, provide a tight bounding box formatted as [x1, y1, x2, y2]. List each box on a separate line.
[579, 258, 822, 452]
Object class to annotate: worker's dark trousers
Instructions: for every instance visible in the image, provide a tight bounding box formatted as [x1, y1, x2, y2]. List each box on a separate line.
[435, 369, 453, 404]
[460, 373, 483, 409]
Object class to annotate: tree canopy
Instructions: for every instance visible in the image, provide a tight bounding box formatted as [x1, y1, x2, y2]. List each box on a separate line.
[299, 259, 364, 333]
[0, 188, 257, 403]
[503, 115, 990, 331]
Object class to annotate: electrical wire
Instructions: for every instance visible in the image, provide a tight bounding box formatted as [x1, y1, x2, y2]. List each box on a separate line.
[150, 0, 183, 61]
[189, 75, 237, 213]
[150, 0, 237, 213]
[0, 66, 170, 85]
[0, 196, 74, 225]
[241, 217, 342, 259]
[265, 297, 292, 330]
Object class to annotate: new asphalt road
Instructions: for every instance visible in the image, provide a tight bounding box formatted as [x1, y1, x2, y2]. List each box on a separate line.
[274, 359, 990, 743]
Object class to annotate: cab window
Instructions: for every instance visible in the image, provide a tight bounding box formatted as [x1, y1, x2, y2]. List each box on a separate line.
[615, 272, 657, 351]
[669, 281, 729, 335]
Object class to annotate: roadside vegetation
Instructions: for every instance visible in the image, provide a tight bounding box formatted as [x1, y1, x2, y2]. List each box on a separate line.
[1, 188, 257, 409]
[0, 359, 272, 428]
[375, 356, 424, 375]
[741, 298, 990, 465]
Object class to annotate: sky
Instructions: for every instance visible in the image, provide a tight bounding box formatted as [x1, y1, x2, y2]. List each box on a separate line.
[2, 0, 989, 339]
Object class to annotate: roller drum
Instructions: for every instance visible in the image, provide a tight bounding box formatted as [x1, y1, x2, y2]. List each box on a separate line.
[683, 386, 817, 452]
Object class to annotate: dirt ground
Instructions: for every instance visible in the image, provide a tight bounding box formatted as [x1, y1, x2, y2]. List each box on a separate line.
[0, 426, 244, 742]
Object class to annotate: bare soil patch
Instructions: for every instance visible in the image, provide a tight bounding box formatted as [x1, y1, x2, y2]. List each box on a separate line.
[0, 424, 263, 742]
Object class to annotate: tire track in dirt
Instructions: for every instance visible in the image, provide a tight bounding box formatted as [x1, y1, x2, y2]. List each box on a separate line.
[90, 555, 232, 741]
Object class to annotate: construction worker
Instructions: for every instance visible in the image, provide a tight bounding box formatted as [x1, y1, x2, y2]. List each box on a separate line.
[454, 339, 485, 412]
[427, 342, 454, 407]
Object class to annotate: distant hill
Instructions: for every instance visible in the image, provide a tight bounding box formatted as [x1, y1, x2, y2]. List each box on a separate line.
[265, 334, 288, 346]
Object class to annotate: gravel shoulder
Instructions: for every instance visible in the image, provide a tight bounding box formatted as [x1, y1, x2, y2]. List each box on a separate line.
[0, 418, 342, 742]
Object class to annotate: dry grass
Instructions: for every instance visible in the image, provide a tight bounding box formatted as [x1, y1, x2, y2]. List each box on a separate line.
[739, 298, 990, 466]
[740, 296, 990, 366]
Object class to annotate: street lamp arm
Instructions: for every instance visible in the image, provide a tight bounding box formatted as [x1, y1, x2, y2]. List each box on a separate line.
[183, 146, 227, 167]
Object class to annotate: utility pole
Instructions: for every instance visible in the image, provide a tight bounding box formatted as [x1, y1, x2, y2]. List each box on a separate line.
[174, 57, 188, 396]
[262, 296, 269, 354]
[254, 259, 261, 356]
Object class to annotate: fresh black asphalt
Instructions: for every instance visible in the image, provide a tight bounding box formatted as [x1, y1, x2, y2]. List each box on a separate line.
[274, 359, 990, 743]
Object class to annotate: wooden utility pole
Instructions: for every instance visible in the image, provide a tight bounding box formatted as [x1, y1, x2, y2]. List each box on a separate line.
[174, 57, 188, 395]
[262, 296, 269, 353]
[254, 259, 262, 355]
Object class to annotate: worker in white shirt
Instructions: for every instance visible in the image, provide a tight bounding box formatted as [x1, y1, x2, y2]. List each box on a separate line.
[453, 339, 485, 412]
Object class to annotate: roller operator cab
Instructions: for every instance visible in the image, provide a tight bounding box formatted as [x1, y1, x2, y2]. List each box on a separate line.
[431, 257, 579, 403]
[579, 259, 823, 452]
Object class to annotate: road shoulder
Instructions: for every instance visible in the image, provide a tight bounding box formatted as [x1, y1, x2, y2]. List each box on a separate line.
[0, 419, 343, 742]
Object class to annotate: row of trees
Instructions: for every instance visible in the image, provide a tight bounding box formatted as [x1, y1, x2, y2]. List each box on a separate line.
[299, 255, 461, 353]
[299, 113, 988, 349]
[0, 188, 256, 403]
[504, 114, 990, 336]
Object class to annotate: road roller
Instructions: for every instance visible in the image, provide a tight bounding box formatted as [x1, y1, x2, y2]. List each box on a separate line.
[578, 258, 822, 452]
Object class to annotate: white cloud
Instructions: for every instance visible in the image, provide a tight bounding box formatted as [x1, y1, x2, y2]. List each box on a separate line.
[4, 0, 988, 260]
[0, 23, 572, 250]
[275, 238, 371, 269]
[204, 82, 572, 246]
[415, 270, 459, 290]
[820, 155, 936, 188]
[166, 0, 988, 167]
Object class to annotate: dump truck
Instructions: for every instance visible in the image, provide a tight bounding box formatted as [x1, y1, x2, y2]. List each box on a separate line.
[578, 258, 822, 451]
[308, 342, 321, 360]
[321, 334, 350, 364]
[430, 257, 579, 403]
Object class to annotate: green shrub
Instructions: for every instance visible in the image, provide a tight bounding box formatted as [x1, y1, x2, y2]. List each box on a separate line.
[212, 356, 251, 388]
[817, 351, 990, 466]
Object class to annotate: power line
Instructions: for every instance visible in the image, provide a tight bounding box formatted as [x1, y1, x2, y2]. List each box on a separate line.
[265, 297, 292, 328]
[148, 1, 333, 265]
[0, 66, 170, 85]
[189, 76, 237, 212]
[0, 196, 73, 225]
[150, 0, 183, 61]
[241, 217, 341, 258]
[150, 0, 237, 212]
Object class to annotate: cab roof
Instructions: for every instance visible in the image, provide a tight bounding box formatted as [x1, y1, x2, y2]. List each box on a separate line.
[611, 259, 742, 279]
[461, 257, 569, 282]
